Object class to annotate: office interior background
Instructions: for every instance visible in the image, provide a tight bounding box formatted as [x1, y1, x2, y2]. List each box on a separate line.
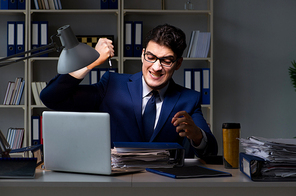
[1, 0, 296, 155]
[213, 0, 296, 154]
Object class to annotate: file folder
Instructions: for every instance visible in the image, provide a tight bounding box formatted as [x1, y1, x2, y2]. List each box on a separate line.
[240, 153, 266, 181]
[17, 0, 25, 9]
[1, 0, 8, 9]
[184, 69, 192, 89]
[113, 142, 185, 167]
[16, 21, 25, 56]
[194, 69, 201, 92]
[133, 21, 143, 57]
[201, 68, 210, 104]
[39, 21, 48, 57]
[31, 21, 39, 54]
[124, 21, 133, 57]
[7, 21, 16, 56]
[89, 68, 99, 84]
[31, 116, 41, 145]
[8, 0, 17, 9]
[146, 165, 232, 179]
[100, 0, 108, 9]
[108, 0, 118, 9]
[239, 152, 296, 182]
[184, 69, 201, 93]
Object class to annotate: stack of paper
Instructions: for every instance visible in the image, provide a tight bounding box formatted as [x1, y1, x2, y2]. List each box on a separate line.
[240, 136, 296, 179]
[111, 142, 185, 169]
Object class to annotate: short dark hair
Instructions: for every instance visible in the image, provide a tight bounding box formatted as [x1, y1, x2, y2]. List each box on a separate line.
[143, 24, 187, 59]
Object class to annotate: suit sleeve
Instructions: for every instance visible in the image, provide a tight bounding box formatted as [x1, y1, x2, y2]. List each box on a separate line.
[190, 102, 218, 157]
[40, 73, 109, 112]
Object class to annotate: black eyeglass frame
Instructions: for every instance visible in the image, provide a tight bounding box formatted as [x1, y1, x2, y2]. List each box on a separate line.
[143, 51, 179, 68]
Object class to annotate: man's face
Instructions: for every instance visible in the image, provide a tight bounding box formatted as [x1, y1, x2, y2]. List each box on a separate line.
[141, 41, 182, 90]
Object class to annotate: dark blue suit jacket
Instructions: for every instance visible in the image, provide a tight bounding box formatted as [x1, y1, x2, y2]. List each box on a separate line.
[40, 71, 218, 158]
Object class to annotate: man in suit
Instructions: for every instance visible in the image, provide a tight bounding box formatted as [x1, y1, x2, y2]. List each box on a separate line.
[40, 24, 218, 158]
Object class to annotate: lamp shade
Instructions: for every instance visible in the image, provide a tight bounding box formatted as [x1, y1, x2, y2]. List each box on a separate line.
[56, 25, 100, 74]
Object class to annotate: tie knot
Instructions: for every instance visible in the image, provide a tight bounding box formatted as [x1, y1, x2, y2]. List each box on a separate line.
[150, 90, 159, 98]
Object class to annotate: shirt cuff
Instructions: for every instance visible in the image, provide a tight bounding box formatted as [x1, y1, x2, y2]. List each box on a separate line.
[190, 128, 208, 150]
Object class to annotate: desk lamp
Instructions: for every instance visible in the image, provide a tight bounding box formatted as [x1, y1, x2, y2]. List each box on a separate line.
[0, 25, 100, 155]
[0, 25, 100, 74]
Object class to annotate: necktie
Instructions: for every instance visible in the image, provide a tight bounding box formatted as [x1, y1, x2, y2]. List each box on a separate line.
[143, 90, 159, 141]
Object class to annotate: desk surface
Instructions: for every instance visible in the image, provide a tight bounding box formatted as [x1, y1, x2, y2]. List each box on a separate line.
[1, 159, 296, 196]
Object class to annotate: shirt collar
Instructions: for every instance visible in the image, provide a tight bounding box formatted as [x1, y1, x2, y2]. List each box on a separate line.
[142, 76, 169, 101]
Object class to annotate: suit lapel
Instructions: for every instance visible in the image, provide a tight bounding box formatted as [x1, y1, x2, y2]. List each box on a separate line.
[127, 72, 145, 140]
[150, 81, 181, 141]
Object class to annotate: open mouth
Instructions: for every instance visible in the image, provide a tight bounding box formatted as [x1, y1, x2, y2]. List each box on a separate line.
[149, 71, 163, 79]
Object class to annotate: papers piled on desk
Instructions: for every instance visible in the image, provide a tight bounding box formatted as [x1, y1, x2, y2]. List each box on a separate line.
[239, 136, 296, 180]
[111, 149, 172, 168]
[111, 142, 185, 169]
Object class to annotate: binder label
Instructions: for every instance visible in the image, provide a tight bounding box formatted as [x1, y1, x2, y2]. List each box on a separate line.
[242, 157, 251, 177]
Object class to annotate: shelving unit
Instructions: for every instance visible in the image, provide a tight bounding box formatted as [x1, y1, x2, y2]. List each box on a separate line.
[121, 0, 213, 127]
[0, 0, 213, 148]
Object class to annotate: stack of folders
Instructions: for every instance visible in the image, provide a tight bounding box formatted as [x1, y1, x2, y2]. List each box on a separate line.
[111, 142, 185, 169]
[184, 68, 210, 105]
[124, 21, 143, 57]
[239, 136, 296, 181]
[0, 0, 26, 9]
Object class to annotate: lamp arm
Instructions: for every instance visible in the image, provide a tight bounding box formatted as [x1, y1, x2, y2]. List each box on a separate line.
[0, 34, 63, 68]
[0, 130, 11, 158]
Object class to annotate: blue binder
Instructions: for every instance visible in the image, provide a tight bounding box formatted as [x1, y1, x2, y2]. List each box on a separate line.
[133, 21, 143, 57]
[184, 69, 192, 89]
[108, 0, 117, 9]
[184, 69, 202, 92]
[31, 116, 41, 145]
[8, 0, 17, 9]
[89, 68, 99, 84]
[201, 68, 210, 104]
[31, 21, 39, 54]
[17, 0, 25, 9]
[39, 21, 48, 57]
[124, 21, 133, 57]
[193, 69, 202, 92]
[16, 21, 25, 56]
[100, 0, 108, 9]
[1, 0, 8, 9]
[7, 21, 16, 56]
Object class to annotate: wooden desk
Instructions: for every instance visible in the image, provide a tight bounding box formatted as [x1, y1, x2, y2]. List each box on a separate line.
[1, 160, 296, 196]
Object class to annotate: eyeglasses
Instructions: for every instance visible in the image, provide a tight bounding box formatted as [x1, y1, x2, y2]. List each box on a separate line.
[143, 52, 178, 67]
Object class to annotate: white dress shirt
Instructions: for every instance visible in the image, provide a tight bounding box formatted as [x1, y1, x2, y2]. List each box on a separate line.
[141, 77, 207, 149]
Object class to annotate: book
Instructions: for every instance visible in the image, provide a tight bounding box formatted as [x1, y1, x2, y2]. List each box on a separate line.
[31, 82, 47, 105]
[6, 128, 24, 149]
[187, 31, 211, 58]
[2, 77, 25, 105]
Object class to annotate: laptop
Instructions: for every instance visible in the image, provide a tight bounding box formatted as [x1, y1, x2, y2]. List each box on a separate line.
[42, 111, 143, 175]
